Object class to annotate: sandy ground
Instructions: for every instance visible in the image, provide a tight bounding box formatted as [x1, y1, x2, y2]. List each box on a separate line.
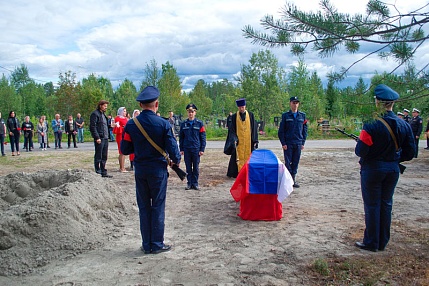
[0, 140, 428, 285]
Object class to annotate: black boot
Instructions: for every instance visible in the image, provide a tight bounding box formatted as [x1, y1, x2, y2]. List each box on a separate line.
[292, 174, 300, 188]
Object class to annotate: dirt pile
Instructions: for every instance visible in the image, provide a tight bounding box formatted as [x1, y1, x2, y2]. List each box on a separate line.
[0, 169, 132, 276]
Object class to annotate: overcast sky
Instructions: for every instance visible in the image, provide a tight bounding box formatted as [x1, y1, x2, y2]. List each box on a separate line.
[1, 0, 428, 91]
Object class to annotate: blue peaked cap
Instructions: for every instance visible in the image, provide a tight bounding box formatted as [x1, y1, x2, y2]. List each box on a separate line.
[186, 103, 198, 110]
[374, 84, 399, 101]
[136, 86, 160, 103]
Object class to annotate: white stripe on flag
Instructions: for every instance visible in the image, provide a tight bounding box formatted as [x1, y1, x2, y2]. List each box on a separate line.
[277, 157, 294, 202]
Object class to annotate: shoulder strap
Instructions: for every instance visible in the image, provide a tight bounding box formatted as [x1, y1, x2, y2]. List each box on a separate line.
[378, 117, 399, 151]
[132, 117, 171, 164]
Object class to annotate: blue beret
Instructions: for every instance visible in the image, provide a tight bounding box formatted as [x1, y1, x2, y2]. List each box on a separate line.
[186, 103, 198, 111]
[236, 98, 246, 107]
[136, 86, 160, 103]
[290, 96, 300, 102]
[374, 84, 399, 101]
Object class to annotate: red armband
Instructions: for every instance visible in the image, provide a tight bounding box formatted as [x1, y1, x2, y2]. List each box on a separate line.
[359, 130, 373, 146]
[200, 126, 205, 132]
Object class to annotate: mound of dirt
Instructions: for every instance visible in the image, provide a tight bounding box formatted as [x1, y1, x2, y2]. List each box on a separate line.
[0, 169, 132, 276]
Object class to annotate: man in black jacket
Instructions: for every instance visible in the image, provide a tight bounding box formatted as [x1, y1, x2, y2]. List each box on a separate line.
[90, 100, 112, 178]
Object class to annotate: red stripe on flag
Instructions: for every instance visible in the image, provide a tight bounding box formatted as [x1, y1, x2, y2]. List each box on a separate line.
[230, 163, 249, 202]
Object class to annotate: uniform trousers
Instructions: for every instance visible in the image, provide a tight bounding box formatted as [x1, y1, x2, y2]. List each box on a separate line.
[414, 137, 419, 158]
[184, 148, 200, 187]
[283, 143, 302, 176]
[360, 166, 399, 250]
[135, 171, 168, 253]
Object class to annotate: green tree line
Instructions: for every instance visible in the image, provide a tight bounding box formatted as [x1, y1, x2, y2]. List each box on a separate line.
[1, 51, 428, 130]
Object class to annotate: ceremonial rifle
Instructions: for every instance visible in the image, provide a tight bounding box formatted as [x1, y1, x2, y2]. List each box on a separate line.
[335, 127, 406, 174]
[170, 164, 187, 181]
[335, 127, 359, 141]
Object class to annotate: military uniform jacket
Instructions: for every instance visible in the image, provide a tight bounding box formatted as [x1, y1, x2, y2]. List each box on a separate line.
[278, 110, 308, 146]
[403, 115, 411, 124]
[179, 118, 206, 152]
[121, 110, 181, 175]
[355, 111, 415, 170]
[410, 115, 423, 136]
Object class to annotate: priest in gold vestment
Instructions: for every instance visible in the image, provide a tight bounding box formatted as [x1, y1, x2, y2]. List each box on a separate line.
[225, 98, 259, 178]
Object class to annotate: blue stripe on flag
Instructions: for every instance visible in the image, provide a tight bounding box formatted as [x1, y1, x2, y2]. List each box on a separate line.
[248, 150, 279, 195]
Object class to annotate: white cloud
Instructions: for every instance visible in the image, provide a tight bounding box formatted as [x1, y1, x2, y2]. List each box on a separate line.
[1, 0, 428, 91]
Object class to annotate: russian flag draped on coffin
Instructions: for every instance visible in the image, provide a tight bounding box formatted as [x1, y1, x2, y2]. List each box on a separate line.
[230, 149, 294, 220]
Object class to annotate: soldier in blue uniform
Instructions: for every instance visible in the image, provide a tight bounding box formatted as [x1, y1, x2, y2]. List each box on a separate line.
[410, 108, 423, 158]
[355, 84, 415, 252]
[278, 96, 308, 188]
[402, 108, 411, 124]
[179, 103, 206, 190]
[121, 86, 181, 255]
[396, 112, 404, 119]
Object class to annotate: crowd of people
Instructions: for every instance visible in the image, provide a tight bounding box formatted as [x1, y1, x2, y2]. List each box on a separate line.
[1, 99, 426, 162]
[0, 112, 87, 156]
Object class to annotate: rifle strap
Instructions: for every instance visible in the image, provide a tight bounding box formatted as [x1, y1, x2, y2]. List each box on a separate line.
[378, 117, 399, 151]
[132, 117, 171, 165]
